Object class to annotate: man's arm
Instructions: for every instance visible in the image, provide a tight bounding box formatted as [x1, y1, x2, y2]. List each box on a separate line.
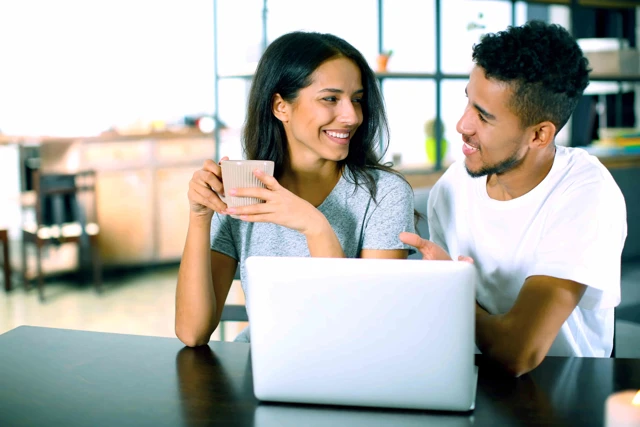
[475, 275, 586, 377]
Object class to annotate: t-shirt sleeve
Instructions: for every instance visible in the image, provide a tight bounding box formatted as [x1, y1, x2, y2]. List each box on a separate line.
[529, 181, 627, 310]
[362, 174, 416, 252]
[209, 213, 239, 261]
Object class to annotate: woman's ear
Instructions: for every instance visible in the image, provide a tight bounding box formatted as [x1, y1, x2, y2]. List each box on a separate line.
[272, 94, 290, 123]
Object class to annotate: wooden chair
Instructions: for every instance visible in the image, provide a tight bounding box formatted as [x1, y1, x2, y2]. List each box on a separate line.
[218, 304, 248, 342]
[21, 170, 102, 301]
[0, 229, 11, 291]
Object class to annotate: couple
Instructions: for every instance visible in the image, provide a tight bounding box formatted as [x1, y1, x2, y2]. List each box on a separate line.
[175, 21, 627, 377]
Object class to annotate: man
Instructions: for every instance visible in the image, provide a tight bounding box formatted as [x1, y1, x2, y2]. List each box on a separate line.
[401, 21, 627, 377]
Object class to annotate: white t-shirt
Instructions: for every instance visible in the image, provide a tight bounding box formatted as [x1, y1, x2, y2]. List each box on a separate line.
[428, 146, 627, 357]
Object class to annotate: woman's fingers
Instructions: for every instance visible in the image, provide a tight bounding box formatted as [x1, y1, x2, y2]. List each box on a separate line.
[228, 186, 271, 200]
[226, 202, 271, 216]
[191, 183, 227, 213]
[252, 169, 280, 190]
[235, 213, 273, 223]
[225, 171, 280, 199]
[194, 168, 224, 195]
[202, 159, 222, 175]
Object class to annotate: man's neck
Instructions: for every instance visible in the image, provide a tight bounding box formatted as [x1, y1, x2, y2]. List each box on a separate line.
[486, 146, 556, 201]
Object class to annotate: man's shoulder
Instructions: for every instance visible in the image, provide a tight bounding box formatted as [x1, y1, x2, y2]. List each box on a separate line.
[554, 146, 622, 196]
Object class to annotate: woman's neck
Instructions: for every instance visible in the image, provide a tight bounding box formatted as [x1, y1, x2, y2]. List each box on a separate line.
[279, 161, 342, 207]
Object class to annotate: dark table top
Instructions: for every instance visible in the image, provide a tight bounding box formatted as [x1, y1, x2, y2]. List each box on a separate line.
[1, 326, 639, 427]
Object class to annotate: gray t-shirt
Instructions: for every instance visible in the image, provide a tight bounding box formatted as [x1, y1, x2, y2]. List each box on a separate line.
[209, 168, 416, 342]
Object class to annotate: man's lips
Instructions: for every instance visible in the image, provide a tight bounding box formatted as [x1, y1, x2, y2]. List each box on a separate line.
[462, 136, 479, 150]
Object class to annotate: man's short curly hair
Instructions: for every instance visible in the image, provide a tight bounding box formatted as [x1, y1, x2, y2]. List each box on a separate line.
[472, 20, 590, 134]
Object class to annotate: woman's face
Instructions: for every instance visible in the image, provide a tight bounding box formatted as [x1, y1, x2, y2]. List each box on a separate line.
[276, 57, 364, 166]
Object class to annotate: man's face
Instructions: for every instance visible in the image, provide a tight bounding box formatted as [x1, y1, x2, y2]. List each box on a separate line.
[456, 66, 530, 178]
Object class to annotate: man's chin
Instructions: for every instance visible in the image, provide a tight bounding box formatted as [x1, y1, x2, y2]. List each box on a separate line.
[464, 161, 488, 178]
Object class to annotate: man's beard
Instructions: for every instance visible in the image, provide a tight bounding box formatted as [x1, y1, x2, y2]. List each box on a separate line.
[465, 148, 524, 178]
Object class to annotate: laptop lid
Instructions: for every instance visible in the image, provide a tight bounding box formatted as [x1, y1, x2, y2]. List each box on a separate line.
[245, 256, 477, 412]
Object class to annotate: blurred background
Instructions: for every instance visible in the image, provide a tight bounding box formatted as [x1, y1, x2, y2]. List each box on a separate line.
[1, 0, 640, 351]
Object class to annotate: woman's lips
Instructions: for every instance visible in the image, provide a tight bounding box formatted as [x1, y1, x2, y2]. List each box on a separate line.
[324, 130, 351, 145]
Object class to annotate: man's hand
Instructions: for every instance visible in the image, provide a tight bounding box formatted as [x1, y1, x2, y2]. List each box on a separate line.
[399, 232, 474, 264]
[399, 232, 452, 260]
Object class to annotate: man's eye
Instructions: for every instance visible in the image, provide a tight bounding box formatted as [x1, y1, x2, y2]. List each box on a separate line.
[478, 114, 487, 123]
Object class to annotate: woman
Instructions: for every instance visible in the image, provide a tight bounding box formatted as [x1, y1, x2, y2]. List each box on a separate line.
[176, 31, 415, 346]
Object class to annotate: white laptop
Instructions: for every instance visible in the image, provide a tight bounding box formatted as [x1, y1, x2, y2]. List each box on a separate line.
[245, 256, 478, 412]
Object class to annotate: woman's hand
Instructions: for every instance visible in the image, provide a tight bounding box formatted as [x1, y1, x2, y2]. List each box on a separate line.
[224, 169, 325, 235]
[188, 156, 229, 218]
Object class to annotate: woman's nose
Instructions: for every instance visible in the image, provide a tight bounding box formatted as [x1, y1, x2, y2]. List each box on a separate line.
[339, 100, 360, 126]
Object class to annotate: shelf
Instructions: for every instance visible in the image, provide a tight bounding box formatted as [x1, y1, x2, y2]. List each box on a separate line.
[590, 75, 640, 82]
[217, 73, 254, 80]
[218, 72, 640, 83]
[218, 72, 447, 80]
[376, 72, 436, 79]
[504, 0, 640, 7]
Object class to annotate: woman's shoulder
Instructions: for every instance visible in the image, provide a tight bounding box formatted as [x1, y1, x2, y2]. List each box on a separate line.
[369, 167, 412, 192]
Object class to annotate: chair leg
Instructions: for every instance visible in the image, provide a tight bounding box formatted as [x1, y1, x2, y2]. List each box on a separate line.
[1, 234, 10, 292]
[22, 233, 30, 291]
[91, 236, 102, 294]
[36, 241, 45, 302]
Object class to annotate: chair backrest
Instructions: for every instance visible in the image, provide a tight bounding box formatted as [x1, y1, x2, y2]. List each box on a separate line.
[31, 170, 98, 269]
[33, 170, 97, 228]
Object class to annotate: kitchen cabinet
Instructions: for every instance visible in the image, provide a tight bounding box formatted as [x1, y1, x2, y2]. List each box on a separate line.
[36, 130, 214, 267]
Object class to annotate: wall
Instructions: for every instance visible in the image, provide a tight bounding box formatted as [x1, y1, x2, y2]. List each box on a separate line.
[0, 145, 21, 240]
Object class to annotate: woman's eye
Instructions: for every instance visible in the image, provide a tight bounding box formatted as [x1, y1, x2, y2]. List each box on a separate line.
[352, 98, 363, 104]
[322, 96, 337, 102]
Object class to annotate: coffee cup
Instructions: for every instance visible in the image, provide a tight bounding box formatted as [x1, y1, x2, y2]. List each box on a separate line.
[219, 160, 275, 217]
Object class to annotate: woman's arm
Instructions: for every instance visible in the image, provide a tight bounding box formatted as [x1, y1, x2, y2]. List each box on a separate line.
[360, 249, 408, 259]
[175, 213, 238, 347]
[176, 158, 237, 347]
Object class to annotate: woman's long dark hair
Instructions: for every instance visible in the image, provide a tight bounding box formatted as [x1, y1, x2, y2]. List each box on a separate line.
[243, 31, 402, 200]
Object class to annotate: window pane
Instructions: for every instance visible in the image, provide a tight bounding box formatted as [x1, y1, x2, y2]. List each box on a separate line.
[267, 0, 378, 67]
[441, 80, 467, 165]
[217, 0, 264, 76]
[217, 79, 251, 160]
[441, 0, 512, 74]
[382, 79, 436, 167]
[0, 0, 214, 136]
[514, 2, 571, 28]
[382, 0, 436, 73]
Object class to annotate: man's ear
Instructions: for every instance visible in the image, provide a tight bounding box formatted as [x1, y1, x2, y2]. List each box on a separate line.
[530, 121, 556, 149]
[272, 94, 290, 123]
